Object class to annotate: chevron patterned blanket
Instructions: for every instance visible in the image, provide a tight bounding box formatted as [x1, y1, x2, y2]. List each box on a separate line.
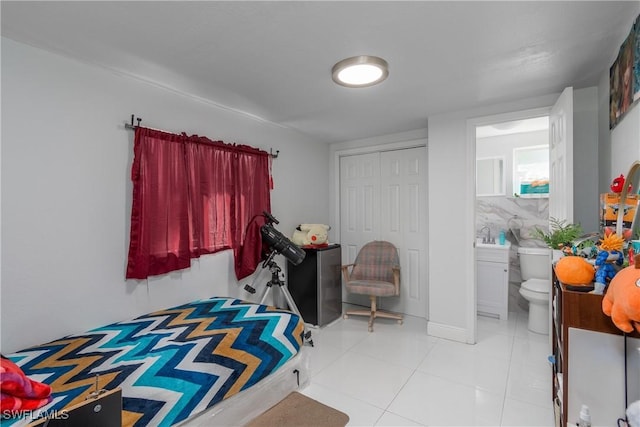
[3, 297, 304, 426]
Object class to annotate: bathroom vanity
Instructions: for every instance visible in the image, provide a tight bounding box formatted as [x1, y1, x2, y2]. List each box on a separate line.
[476, 240, 511, 320]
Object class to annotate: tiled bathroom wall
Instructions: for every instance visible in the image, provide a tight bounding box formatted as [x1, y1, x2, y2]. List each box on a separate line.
[476, 196, 549, 312]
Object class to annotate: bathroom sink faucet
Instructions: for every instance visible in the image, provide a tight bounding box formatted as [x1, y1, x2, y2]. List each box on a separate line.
[480, 226, 493, 244]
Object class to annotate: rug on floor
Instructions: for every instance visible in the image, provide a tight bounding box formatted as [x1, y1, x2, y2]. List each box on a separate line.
[245, 391, 349, 427]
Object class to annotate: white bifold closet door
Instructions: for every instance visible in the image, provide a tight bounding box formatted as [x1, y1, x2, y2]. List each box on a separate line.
[339, 146, 428, 318]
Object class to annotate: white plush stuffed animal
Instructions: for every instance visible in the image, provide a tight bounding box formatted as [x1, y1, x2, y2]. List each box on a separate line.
[628, 400, 640, 427]
[291, 224, 330, 246]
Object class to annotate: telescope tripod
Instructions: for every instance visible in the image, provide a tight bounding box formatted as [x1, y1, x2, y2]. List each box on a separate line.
[244, 254, 314, 347]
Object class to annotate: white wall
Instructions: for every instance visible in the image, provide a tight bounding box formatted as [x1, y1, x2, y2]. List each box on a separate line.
[428, 88, 602, 342]
[611, 104, 640, 178]
[427, 94, 561, 342]
[597, 72, 613, 193]
[1, 38, 330, 353]
[329, 96, 569, 343]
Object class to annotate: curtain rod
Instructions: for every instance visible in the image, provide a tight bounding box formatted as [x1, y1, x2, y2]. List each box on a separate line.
[124, 115, 279, 159]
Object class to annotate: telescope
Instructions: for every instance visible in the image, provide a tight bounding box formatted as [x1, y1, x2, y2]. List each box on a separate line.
[260, 211, 306, 265]
[244, 211, 313, 346]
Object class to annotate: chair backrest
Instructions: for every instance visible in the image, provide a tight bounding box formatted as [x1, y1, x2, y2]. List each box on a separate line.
[350, 241, 400, 282]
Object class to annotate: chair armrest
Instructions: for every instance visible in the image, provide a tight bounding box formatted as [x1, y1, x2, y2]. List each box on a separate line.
[392, 266, 400, 295]
[341, 264, 354, 283]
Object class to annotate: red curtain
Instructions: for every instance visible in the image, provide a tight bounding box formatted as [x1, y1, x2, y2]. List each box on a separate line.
[184, 138, 233, 256]
[232, 149, 271, 280]
[126, 127, 270, 280]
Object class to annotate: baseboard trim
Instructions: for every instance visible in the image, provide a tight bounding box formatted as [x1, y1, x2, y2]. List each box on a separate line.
[427, 321, 469, 343]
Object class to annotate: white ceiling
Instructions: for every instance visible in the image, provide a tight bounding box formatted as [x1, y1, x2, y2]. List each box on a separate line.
[2, 1, 638, 144]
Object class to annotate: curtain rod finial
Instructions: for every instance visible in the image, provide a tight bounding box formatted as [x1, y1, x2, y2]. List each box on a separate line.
[125, 115, 142, 131]
[270, 148, 279, 159]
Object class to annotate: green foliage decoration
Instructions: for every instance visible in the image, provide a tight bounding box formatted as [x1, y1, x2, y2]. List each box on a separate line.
[533, 217, 583, 249]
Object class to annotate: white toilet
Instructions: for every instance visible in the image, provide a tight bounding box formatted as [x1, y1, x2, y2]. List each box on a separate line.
[517, 246, 551, 334]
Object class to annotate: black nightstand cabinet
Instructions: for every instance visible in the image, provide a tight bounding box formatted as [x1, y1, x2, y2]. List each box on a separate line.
[287, 244, 342, 327]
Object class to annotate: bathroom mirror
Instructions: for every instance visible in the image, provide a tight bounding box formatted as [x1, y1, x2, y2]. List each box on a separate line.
[476, 157, 505, 196]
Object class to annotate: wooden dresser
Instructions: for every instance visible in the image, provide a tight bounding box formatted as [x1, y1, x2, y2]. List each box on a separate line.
[551, 271, 640, 426]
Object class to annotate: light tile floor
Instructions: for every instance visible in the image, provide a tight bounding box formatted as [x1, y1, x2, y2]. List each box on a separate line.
[299, 306, 555, 426]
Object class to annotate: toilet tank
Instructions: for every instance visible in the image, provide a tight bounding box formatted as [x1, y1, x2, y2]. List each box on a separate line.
[517, 246, 551, 280]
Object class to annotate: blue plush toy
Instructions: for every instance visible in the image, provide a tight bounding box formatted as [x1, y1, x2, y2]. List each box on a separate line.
[592, 249, 624, 294]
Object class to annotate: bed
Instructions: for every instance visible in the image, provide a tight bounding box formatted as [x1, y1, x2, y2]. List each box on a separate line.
[2, 296, 310, 426]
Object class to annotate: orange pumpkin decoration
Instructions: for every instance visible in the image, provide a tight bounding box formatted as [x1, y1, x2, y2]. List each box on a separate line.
[554, 256, 595, 285]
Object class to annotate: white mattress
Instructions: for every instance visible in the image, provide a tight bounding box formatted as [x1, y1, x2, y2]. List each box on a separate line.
[178, 346, 310, 426]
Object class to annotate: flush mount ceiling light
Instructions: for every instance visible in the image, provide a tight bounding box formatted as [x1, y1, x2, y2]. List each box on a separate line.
[332, 55, 389, 88]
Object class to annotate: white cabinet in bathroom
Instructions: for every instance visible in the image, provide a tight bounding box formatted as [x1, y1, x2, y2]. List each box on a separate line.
[476, 241, 510, 320]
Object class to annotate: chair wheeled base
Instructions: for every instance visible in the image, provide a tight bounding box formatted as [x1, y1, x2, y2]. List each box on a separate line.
[343, 295, 403, 332]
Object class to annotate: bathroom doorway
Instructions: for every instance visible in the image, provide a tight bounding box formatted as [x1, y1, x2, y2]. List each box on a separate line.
[473, 109, 551, 320]
[465, 87, 596, 343]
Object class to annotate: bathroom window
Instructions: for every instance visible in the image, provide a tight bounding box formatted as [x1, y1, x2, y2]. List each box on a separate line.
[513, 145, 549, 198]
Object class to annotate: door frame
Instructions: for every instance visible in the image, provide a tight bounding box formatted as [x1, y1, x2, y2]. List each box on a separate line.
[465, 106, 550, 342]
